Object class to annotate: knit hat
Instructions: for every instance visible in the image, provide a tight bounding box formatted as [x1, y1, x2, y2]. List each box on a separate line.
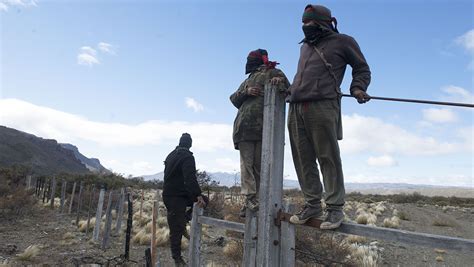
[302, 4, 338, 32]
[179, 133, 192, 148]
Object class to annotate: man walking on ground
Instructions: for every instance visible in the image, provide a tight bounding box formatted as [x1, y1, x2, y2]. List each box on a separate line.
[162, 133, 206, 266]
[287, 4, 371, 229]
[230, 49, 289, 217]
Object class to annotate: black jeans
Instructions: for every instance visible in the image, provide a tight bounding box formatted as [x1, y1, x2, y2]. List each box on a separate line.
[163, 195, 192, 260]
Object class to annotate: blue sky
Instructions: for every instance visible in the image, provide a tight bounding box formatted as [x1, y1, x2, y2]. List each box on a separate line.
[1, 0, 473, 187]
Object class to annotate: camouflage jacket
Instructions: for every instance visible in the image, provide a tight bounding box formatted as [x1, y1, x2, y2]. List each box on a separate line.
[230, 66, 289, 149]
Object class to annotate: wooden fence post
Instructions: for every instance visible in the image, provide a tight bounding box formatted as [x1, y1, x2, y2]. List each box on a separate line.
[86, 185, 96, 236]
[26, 175, 32, 190]
[102, 190, 114, 249]
[139, 190, 144, 221]
[115, 188, 125, 235]
[243, 209, 258, 267]
[151, 201, 158, 266]
[60, 180, 67, 213]
[93, 188, 105, 241]
[188, 203, 203, 267]
[256, 83, 286, 267]
[49, 177, 56, 209]
[280, 201, 296, 267]
[125, 192, 133, 260]
[76, 181, 84, 225]
[68, 182, 77, 214]
[43, 179, 50, 203]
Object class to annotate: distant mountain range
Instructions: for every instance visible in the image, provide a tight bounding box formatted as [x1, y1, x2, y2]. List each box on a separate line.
[140, 171, 473, 197]
[0, 125, 109, 175]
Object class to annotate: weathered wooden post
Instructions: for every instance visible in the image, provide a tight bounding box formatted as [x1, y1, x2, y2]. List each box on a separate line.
[68, 181, 77, 214]
[280, 201, 296, 267]
[139, 190, 144, 221]
[49, 177, 57, 209]
[26, 175, 32, 190]
[188, 203, 203, 266]
[115, 188, 125, 235]
[42, 179, 50, 203]
[60, 180, 67, 213]
[76, 181, 84, 225]
[86, 185, 96, 236]
[243, 210, 258, 267]
[102, 190, 114, 249]
[93, 188, 105, 241]
[150, 201, 158, 266]
[125, 192, 133, 260]
[256, 83, 286, 266]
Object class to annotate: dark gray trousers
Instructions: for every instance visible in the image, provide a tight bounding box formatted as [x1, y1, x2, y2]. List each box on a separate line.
[288, 99, 345, 210]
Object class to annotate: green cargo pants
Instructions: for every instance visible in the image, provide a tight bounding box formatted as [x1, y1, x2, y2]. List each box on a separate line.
[288, 99, 345, 210]
[238, 141, 262, 200]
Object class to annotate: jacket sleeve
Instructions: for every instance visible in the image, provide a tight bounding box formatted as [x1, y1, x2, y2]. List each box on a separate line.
[344, 36, 371, 95]
[230, 80, 248, 108]
[181, 155, 202, 200]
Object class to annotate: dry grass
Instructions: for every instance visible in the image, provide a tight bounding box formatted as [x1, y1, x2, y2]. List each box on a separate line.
[78, 218, 96, 232]
[434, 249, 446, 254]
[223, 240, 243, 263]
[356, 213, 368, 224]
[345, 235, 368, 244]
[435, 256, 444, 262]
[349, 244, 379, 267]
[397, 210, 410, 221]
[16, 245, 40, 261]
[62, 232, 75, 240]
[433, 218, 452, 227]
[383, 216, 400, 228]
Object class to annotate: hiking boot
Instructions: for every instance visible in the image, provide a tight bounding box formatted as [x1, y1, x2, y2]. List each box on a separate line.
[246, 197, 259, 212]
[289, 204, 323, 225]
[239, 206, 246, 218]
[320, 209, 344, 230]
[174, 257, 187, 267]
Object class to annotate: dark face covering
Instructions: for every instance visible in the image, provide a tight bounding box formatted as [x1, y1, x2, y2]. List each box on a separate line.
[245, 58, 263, 74]
[302, 24, 328, 43]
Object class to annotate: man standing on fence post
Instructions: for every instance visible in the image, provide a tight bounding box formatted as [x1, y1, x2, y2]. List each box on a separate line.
[287, 4, 371, 229]
[230, 49, 289, 218]
[162, 133, 206, 266]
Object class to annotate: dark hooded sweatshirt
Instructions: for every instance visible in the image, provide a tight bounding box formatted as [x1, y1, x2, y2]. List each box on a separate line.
[162, 146, 201, 200]
[287, 32, 371, 102]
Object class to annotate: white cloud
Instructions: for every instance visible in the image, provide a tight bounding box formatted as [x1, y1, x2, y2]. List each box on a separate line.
[213, 158, 240, 172]
[0, 0, 37, 12]
[185, 97, 204, 112]
[98, 42, 115, 55]
[77, 46, 99, 66]
[367, 155, 397, 167]
[340, 114, 465, 156]
[456, 29, 474, 53]
[440, 86, 474, 104]
[132, 161, 154, 173]
[455, 29, 474, 70]
[422, 108, 458, 123]
[0, 98, 233, 152]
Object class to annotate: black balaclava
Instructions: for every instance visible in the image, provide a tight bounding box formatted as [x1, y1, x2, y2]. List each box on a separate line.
[178, 133, 192, 148]
[301, 4, 338, 44]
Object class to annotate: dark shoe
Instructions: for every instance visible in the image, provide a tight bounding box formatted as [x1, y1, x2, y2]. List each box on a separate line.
[174, 257, 187, 267]
[246, 198, 259, 212]
[239, 206, 246, 218]
[289, 204, 323, 225]
[320, 209, 344, 230]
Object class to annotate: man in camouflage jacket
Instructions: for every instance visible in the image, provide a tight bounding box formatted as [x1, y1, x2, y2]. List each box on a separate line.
[287, 5, 371, 229]
[230, 49, 289, 217]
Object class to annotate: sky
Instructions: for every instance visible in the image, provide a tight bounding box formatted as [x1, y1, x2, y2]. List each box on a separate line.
[0, 0, 473, 187]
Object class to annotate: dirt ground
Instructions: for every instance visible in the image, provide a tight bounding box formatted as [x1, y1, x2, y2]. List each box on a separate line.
[0, 199, 473, 266]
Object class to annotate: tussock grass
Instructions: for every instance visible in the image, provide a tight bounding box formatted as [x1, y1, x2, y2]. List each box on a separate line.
[397, 211, 410, 221]
[349, 244, 379, 267]
[383, 216, 400, 228]
[16, 245, 40, 261]
[155, 228, 170, 247]
[345, 235, 368, 244]
[435, 256, 444, 262]
[356, 213, 368, 224]
[432, 218, 452, 227]
[434, 249, 446, 254]
[78, 218, 96, 232]
[62, 232, 75, 240]
[223, 240, 243, 263]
